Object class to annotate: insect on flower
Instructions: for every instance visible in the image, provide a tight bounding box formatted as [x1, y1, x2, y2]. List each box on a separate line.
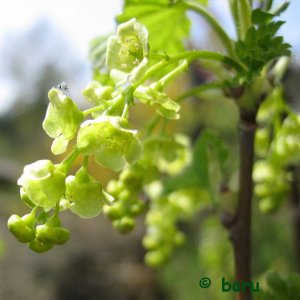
[57, 82, 70, 96]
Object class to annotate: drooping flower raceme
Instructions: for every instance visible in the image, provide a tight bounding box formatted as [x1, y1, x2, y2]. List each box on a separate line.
[8, 18, 187, 257]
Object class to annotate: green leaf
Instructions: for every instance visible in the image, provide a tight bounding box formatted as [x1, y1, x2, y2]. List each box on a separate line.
[196, 0, 208, 5]
[288, 274, 300, 299]
[257, 272, 300, 300]
[117, 0, 191, 54]
[251, 9, 273, 25]
[235, 9, 291, 76]
[163, 165, 201, 193]
[163, 130, 228, 203]
[272, 1, 290, 17]
[266, 272, 289, 297]
[193, 131, 228, 180]
[192, 131, 228, 203]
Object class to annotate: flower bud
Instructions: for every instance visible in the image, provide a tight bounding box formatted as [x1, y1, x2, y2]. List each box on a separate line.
[7, 214, 36, 243]
[28, 238, 53, 253]
[103, 203, 124, 220]
[36, 224, 70, 245]
[113, 216, 135, 234]
[144, 250, 167, 268]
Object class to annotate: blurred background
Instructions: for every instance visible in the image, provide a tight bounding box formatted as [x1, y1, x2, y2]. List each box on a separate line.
[0, 1, 300, 299]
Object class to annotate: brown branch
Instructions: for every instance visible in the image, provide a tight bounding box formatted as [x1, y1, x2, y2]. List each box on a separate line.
[223, 111, 257, 300]
[289, 166, 300, 273]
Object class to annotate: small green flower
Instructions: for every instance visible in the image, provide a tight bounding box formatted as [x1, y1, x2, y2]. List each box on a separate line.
[77, 116, 143, 171]
[272, 114, 300, 164]
[65, 168, 103, 219]
[106, 18, 149, 86]
[17, 160, 65, 211]
[43, 88, 84, 155]
[82, 81, 114, 106]
[134, 86, 180, 120]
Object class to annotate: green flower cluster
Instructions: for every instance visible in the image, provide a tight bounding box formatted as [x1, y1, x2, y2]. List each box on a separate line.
[8, 18, 185, 257]
[103, 163, 158, 233]
[272, 114, 300, 165]
[9, 159, 107, 252]
[253, 87, 296, 213]
[143, 195, 186, 267]
[103, 135, 199, 267]
[254, 87, 286, 157]
[143, 185, 203, 267]
[101, 133, 194, 265]
[253, 160, 289, 213]
[8, 209, 69, 253]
